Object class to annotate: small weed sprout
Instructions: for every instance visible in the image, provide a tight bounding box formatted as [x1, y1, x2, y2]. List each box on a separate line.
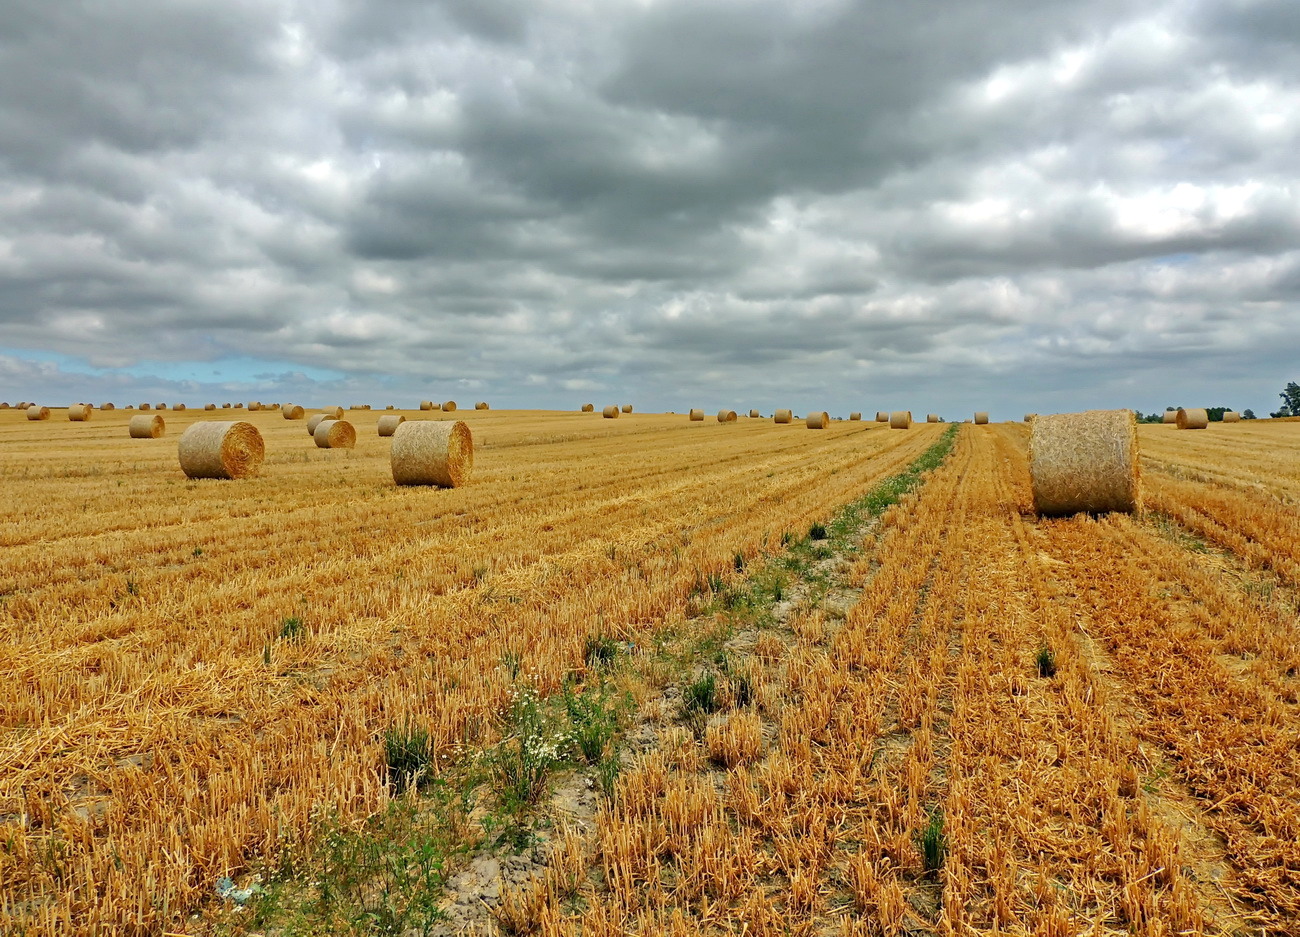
[492, 686, 568, 812]
[809, 522, 828, 541]
[1036, 645, 1057, 678]
[384, 723, 433, 793]
[279, 616, 306, 642]
[733, 551, 745, 572]
[681, 672, 720, 718]
[918, 805, 946, 875]
[583, 634, 619, 670]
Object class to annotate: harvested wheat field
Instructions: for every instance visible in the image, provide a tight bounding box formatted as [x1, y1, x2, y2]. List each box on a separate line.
[2, 409, 1299, 935]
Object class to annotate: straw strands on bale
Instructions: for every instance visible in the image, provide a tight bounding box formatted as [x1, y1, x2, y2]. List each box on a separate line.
[68, 404, 92, 421]
[621, 404, 632, 413]
[391, 419, 473, 487]
[204, 404, 216, 410]
[750, 409, 760, 418]
[774, 409, 793, 424]
[689, 409, 704, 421]
[927, 414, 940, 423]
[581, 403, 594, 412]
[1222, 411, 1241, 423]
[602, 405, 620, 419]
[26, 406, 50, 421]
[849, 412, 861, 421]
[178, 422, 264, 480]
[475, 401, 489, 410]
[128, 414, 165, 438]
[377, 414, 406, 436]
[806, 411, 829, 429]
[313, 420, 356, 449]
[876, 411, 888, 422]
[889, 411, 911, 429]
[1176, 407, 1208, 429]
[282, 405, 305, 420]
[1162, 410, 1177, 424]
[443, 401, 457, 412]
[306, 414, 330, 435]
[718, 409, 738, 423]
[1029, 409, 1140, 516]
[974, 411, 989, 424]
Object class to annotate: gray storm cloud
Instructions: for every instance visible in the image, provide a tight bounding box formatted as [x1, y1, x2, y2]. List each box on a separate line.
[1, 0, 1297, 416]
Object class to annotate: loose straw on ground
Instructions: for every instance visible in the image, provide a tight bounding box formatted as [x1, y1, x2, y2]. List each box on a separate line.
[1030, 409, 1140, 515]
[314, 420, 356, 449]
[391, 420, 472, 487]
[178, 422, 264, 479]
[129, 414, 165, 438]
[377, 414, 406, 436]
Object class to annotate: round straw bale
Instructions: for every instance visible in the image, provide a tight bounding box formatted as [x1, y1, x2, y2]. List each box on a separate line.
[876, 411, 888, 422]
[718, 409, 738, 423]
[157, 403, 168, 410]
[1024, 413, 1036, 422]
[0, 402, 8, 409]
[247, 402, 260, 411]
[974, 411, 989, 424]
[849, 412, 861, 421]
[420, 401, 434, 410]
[320, 406, 343, 419]
[140, 403, 152, 410]
[581, 403, 594, 412]
[806, 411, 829, 429]
[889, 411, 911, 429]
[443, 401, 457, 412]
[475, 401, 489, 410]
[282, 404, 305, 420]
[234, 403, 244, 408]
[204, 403, 216, 410]
[307, 413, 330, 435]
[68, 403, 92, 421]
[927, 414, 939, 423]
[1161, 410, 1176, 424]
[102, 402, 115, 410]
[621, 404, 632, 413]
[125, 405, 134, 409]
[179, 421, 264, 479]
[314, 420, 356, 449]
[1030, 409, 1140, 516]
[1222, 411, 1241, 423]
[1176, 407, 1208, 430]
[602, 405, 619, 419]
[222, 403, 231, 408]
[377, 414, 406, 436]
[750, 409, 761, 418]
[128, 414, 165, 438]
[26, 405, 50, 421]
[172, 404, 185, 411]
[391, 419, 472, 487]
[774, 409, 792, 424]
[689, 409, 704, 421]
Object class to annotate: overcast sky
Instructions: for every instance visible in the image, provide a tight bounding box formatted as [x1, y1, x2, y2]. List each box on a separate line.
[2, 0, 1298, 417]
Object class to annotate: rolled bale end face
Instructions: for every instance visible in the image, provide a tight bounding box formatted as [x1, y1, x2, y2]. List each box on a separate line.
[806, 411, 828, 429]
[602, 405, 619, 419]
[1030, 409, 1140, 517]
[128, 414, 165, 438]
[974, 411, 989, 424]
[392, 419, 473, 488]
[27, 405, 51, 421]
[689, 409, 704, 421]
[889, 410, 911, 429]
[377, 414, 406, 436]
[313, 420, 357, 449]
[68, 404, 92, 421]
[443, 401, 457, 412]
[1176, 407, 1208, 430]
[1222, 411, 1241, 423]
[283, 405, 305, 420]
[718, 409, 737, 423]
[773, 409, 793, 424]
[849, 412, 861, 421]
[581, 403, 594, 412]
[178, 421, 264, 479]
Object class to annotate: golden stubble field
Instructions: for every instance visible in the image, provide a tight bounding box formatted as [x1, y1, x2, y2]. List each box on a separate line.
[2, 408, 1299, 935]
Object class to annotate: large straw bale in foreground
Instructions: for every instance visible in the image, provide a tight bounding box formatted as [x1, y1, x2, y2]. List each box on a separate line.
[314, 420, 356, 449]
[128, 414, 165, 438]
[26, 406, 50, 421]
[1176, 407, 1208, 430]
[178, 422, 264, 479]
[377, 414, 406, 436]
[581, 403, 594, 412]
[974, 411, 989, 424]
[68, 404, 92, 421]
[391, 419, 473, 487]
[774, 409, 792, 424]
[1222, 411, 1241, 423]
[718, 409, 738, 423]
[283, 405, 305, 420]
[602, 405, 619, 419]
[1030, 409, 1140, 516]
[889, 411, 911, 429]
[689, 409, 704, 421]
[307, 414, 330, 435]
[1161, 410, 1176, 424]
[806, 411, 828, 429]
